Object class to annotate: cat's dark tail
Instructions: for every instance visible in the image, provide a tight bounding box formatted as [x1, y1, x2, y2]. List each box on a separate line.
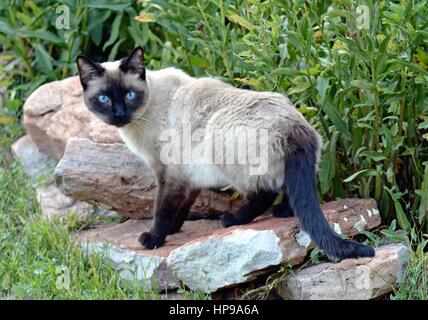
[283, 129, 375, 259]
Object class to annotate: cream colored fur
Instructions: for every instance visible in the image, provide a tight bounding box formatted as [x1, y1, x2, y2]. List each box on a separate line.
[100, 65, 324, 196]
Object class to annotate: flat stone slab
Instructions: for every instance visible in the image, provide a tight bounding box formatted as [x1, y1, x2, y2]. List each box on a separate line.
[77, 198, 381, 293]
[276, 243, 409, 300]
[79, 219, 222, 291]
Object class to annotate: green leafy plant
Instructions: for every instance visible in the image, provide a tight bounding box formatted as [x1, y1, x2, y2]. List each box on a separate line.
[140, 0, 428, 233]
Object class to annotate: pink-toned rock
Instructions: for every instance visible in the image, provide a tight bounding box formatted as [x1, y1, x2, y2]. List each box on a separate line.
[276, 243, 409, 300]
[77, 198, 381, 293]
[11, 134, 56, 181]
[23, 76, 122, 159]
[36, 184, 96, 219]
[79, 219, 222, 291]
[11, 135, 114, 220]
[55, 138, 244, 219]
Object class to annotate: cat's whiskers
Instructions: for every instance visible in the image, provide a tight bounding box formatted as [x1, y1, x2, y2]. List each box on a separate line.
[132, 115, 158, 127]
[132, 119, 151, 130]
[131, 120, 146, 131]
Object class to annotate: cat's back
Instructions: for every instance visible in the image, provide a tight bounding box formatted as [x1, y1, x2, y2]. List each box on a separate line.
[173, 76, 307, 131]
[146, 67, 194, 108]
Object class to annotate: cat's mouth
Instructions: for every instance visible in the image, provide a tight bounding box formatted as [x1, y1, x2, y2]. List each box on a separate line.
[108, 117, 132, 127]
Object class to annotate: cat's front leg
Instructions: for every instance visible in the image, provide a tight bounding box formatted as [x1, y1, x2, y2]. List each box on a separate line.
[168, 189, 201, 235]
[139, 177, 187, 249]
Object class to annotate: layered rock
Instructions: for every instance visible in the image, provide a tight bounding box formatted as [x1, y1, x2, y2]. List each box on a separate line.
[55, 138, 244, 219]
[11, 134, 56, 181]
[79, 219, 223, 291]
[36, 184, 97, 219]
[23, 76, 121, 159]
[276, 243, 409, 300]
[11, 134, 113, 219]
[77, 198, 381, 293]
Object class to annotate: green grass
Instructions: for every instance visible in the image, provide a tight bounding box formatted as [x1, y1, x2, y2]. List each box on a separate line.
[0, 136, 210, 300]
[0, 141, 211, 299]
[0, 159, 151, 299]
[392, 240, 428, 300]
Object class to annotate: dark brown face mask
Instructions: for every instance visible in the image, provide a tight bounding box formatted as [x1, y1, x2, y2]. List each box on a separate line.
[76, 47, 147, 127]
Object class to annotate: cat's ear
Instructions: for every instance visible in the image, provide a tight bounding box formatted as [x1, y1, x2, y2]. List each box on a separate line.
[76, 55, 105, 90]
[120, 46, 146, 80]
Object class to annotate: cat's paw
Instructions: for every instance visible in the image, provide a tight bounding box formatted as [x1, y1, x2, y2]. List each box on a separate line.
[272, 207, 294, 218]
[221, 213, 237, 228]
[138, 232, 165, 249]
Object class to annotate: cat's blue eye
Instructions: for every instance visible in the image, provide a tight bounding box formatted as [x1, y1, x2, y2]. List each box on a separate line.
[98, 95, 110, 104]
[126, 91, 136, 100]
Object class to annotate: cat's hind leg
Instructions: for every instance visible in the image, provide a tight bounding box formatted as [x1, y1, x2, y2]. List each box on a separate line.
[272, 192, 295, 217]
[221, 190, 277, 227]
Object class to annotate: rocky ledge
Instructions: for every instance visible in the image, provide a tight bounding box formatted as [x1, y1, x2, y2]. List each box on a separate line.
[77, 198, 382, 294]
[276, 243, 408, 300]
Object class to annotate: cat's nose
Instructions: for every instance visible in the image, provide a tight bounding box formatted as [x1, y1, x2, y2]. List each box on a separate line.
[113, 105, 126, 117]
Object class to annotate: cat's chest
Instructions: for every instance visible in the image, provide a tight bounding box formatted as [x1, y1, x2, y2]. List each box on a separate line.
[118, 126, 159, 172]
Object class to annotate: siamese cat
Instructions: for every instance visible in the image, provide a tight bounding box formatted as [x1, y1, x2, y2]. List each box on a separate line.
[76, 47, 375, 259]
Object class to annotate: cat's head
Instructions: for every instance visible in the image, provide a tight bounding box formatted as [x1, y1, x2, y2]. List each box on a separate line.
[76, 47, 148, 127]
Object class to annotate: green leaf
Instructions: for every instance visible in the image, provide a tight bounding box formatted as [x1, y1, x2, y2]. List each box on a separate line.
[108, 38, 126, 61]
[351, 80, 376, 92]
[359, 150, 388, 162]
[340, 38, 371, 64]
[16, 12, 32, 26]
[32, 43, 53, 73]
[419, 164, 428, 225]
[316, 76, 329, 101]
[0, 19, 13, 36]
[286, 31, 305, 54]
[319, 131, 338, 194]
[90, 23, 103, 46]
[88, 10, 111, 46]
[103, 13, 123, 50]
[387, 59, 428, 76]
[85, 1, 131, 11]
[270, 68, 305, 77]
[226, 12, 255, 31]
[375, 35, 391, 75]
[343, 169, 377, 183]
[393, 199, 411, 232]
[287, 78, 311, 95]
[384, 187, 412, 232]
[321, 99, 352, 140]
[17, 29, 63, 44]
[380, 229, 409, 243]
[189, 55, 209, 68]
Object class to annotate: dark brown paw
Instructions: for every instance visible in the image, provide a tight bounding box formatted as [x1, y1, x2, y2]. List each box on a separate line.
[138, 232, 165, 249]
[272, 207, 294, 218]
[221, 213, 237, 228]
